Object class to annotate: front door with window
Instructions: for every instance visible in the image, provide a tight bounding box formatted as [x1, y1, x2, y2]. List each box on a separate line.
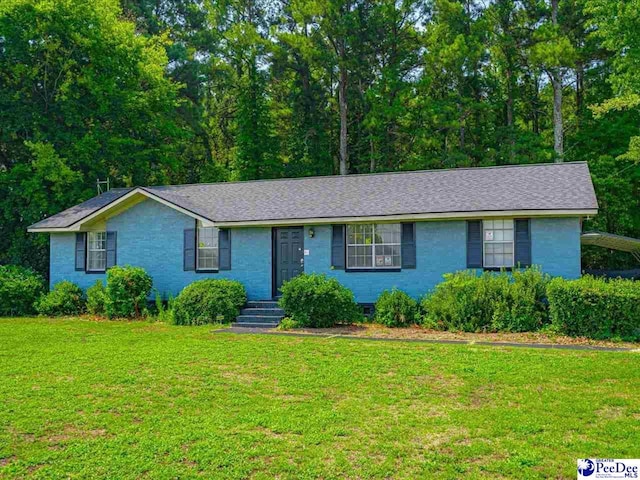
[274, 227, 304, 296]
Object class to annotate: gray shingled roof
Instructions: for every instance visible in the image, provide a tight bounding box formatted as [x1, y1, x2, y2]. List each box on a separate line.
[29, 188, 134, 230]
[29, 162, 598, 229]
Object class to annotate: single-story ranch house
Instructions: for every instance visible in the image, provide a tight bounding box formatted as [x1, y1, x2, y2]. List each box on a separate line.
[29, 162, 598, 304]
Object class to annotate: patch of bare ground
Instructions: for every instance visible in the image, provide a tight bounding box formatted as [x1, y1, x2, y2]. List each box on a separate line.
[596, 406, 626, 419]
[0, 456, 16, 467]
[412, 426, 470, 449]
[283, 323, 640, 349]
[48, 425, 107, 444]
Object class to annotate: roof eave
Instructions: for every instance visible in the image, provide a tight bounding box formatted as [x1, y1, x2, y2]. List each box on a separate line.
[212, 208, 599, 227]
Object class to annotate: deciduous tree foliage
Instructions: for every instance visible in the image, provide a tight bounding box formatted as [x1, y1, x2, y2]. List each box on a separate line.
[0, 0, 184, 273]
[1, 0, 638, 275]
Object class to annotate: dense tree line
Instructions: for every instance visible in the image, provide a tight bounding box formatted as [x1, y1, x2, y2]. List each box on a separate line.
[1, 0, 638, 276]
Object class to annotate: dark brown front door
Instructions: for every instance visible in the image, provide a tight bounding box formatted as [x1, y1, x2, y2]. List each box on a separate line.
[274, 227, 304, 295]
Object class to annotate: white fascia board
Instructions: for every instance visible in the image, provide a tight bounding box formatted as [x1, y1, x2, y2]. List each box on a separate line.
[212, 209, 598, 227]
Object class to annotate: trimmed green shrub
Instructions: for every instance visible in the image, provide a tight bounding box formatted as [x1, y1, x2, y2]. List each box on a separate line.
[0, 265, 46, 316]
[86, 280, 106, 315]
[547, 276, 640, 340]
[278, 274, 362, 328]
[490, 267, 551, 332]
[104, 265, 153, 318]
[421, 267, 550, 332]
[374, 288, 419, 327]
[36, 281, 85, 316]
[173, 279, 246, 325]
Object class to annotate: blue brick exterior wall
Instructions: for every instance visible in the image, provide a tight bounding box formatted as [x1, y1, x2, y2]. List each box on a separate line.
[49, 198, 582, 302]
[531, 217, 581, 279]
[303, 222, 467, 302]
[50, 233, 107, 289]
[50, 200, 272, 300]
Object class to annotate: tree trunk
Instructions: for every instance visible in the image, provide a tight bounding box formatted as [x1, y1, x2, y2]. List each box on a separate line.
[506, 67, 515, 162]
[338, 43, 348, 176]
[369, 137, 375, 173]
[459, 103, 466, 150]
[550, 71, 564, 161]
[576, 61, 584, 119]
[550, 0, 563, 161]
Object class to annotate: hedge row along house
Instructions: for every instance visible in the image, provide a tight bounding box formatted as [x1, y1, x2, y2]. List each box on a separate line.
[29, 162, 598, 307]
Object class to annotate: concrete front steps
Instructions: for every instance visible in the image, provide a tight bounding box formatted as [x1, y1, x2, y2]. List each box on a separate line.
[232, 301, 284, 328]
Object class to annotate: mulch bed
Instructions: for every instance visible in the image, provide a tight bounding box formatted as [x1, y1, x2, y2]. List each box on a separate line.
[279, 323, 640, 350]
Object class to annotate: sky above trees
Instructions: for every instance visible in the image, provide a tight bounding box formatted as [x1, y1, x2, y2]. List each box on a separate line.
[0, 0, 638, 274]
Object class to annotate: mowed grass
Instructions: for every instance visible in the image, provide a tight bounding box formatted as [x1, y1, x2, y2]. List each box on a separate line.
[1, 319, 639, 479]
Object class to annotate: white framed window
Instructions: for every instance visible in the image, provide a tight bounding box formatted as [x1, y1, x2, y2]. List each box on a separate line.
[87, 231, 107, 272]
[483, 219, 514, 268]
[347, 223, 401, 269]
[197, 225, 219, 271]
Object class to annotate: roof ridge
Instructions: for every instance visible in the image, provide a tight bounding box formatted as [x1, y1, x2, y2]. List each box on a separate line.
[144, 161, 588, 190]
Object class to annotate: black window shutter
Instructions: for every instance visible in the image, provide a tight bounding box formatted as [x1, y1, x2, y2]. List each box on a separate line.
[514, 219, 532, 268]
[184, 228, 196, 271]
[219, 229, 231, 270]
[401, 223, 416, 269]
[106, 231, 117, 269]
[75, 233, 86, 271]
[466, 220, 483, 268]
[331, 225, 345, 269]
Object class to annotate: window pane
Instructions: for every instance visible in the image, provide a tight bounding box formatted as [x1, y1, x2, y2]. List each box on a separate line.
[348, 223, 400, 268]
[88, 251, 106, 271]
[198, 227, 218, 248]
[483, 219, 514, 268]
[374, 244, 400, 267]
[198, 250, 218, 270]
[87, 232, 106, 271]
[88, 231, 106, 251]
[347, 244, 372, 268]
[347, 226, 356, 244]
[485, 254, 494, 267]
[347, 246, 356, 267]
[503, 229, 513, 241]
[197, 227, 219, 270]
[375, 224, 401, 244]
[347, 224, 374, 245]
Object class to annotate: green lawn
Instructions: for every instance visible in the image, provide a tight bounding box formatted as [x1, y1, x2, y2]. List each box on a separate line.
[1, 319, 639, 479]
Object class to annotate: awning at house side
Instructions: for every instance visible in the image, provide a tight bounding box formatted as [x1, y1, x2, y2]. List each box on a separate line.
[581, 231, 640, 263]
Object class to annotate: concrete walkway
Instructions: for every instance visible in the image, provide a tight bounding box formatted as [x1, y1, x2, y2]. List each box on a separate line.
[213, 327, 637, 352]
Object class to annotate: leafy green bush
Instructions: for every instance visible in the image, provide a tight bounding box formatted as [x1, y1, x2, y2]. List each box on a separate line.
[36, 281, 85, 316]
[104, 266, 153, 318]
[154, 291, 175, 323]
[374, 288, 419, 327]
[277, 317, 300, 330]
[86, 280, 106, 315]
[278, 274, 362, 328]
[490, 267, 551, 332]
[0, 265, 46, 316]
[173, 279, 246, 325]
[547, 276, 640, 340]
[421, 267, 550, 332]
